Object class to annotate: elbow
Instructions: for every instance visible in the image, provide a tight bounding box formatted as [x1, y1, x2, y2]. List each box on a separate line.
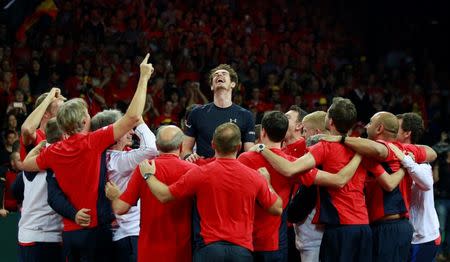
[382, 184, 397, 192]
[428, 151, 438, 162]
[158, 195, 171, 204]
[274, 207, 283, 216]
[21, 126, 32, 138]
[113, 205, 128, 215]
[335, 180, 347, 189]
[125, 114, 141, 126]
[143, 147, 159, 159]
[282, 169, 296, 177]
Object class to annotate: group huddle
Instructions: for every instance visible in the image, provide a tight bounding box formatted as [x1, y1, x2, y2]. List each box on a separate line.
[11, 54, 438, 262]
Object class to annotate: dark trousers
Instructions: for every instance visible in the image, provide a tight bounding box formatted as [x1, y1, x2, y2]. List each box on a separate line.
[18, 242, 63, 262]
[371, 219, 414, 262]
[113, 236, 138, 262]
[320, 224, 373, 262]
[62, 226, 113, 262]
[409, 239, 440, 262]
[194, 241, 253, 262]
[287, 226, 301, 262]
[254, 248, 287, 262]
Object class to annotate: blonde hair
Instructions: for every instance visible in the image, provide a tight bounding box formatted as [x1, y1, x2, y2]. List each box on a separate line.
[302, 111, 327, 132]
[56, 98, 88, 135]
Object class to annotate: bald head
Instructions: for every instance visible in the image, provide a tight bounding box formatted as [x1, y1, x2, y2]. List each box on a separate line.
[156, 125, 184, 153]
[366, 111, 398, 140]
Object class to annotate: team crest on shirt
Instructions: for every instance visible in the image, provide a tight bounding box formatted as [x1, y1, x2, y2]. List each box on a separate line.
[229, 118, 237, 123]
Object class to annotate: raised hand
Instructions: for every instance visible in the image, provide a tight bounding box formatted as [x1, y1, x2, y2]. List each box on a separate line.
[140, 53, 154, 79]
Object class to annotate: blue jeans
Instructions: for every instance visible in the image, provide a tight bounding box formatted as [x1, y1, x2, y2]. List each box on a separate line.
[435, 199, 450, 254]
[194, 241, 253, 262]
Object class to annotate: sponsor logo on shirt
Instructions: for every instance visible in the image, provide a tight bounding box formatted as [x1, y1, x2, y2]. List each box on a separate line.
[229, 118, 237, 123]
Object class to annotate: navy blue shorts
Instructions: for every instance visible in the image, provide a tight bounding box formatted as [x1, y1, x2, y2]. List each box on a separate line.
[371, 218, 413, 262]
[320, 224, 373, 262]
[18, 242, 63, 262]
[114, 236, 138, 262]
[409, 238, 440, 262]
[62, 226, 113, 262]
[194, 241, 253, 262]
[253, 248, 287, 262]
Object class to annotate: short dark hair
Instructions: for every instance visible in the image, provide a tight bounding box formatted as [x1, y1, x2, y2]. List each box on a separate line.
[261, 111, 289, 142]
[208, 64, 238, 86]
[213, 122, 241, 154]
[289, 105, 308, 122]
[45, 118, 63, 144]
[328, 97, 357, 134]
[397, 113, 424, 144]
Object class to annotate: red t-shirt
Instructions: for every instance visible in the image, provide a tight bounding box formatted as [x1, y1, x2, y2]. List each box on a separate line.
[282, 138, 307, 158]
[36, 125, 115, 231]
[120, 154, 196, 262]
[309, 141, 384, 225]
[19, 129, 46, 161]
[365, 140, 427, 222]
[238, 149, 317, 251]
[169, 158, 279, 251]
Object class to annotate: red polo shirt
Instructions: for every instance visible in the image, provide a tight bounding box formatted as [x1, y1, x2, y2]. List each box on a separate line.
[282, 138, 307, 158]
[36, 125, 115, 231]
[238, 148, 317, 251]
[120, 154, 196, 262]
[169, 158, 279, 251]
[365, 140, 427, 222]
[309, 141, 384, 225]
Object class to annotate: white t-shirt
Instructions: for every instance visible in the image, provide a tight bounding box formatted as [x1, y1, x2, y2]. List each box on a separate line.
[107, 123, 158, 241]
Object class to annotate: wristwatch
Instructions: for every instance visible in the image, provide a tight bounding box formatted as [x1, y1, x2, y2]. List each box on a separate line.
[256, 144, 266, 153]
[143, 172, 154, 180]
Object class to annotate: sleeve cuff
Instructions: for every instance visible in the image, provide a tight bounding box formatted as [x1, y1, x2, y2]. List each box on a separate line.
[401, 155, 416, 169]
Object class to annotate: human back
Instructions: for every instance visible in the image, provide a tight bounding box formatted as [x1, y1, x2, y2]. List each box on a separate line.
[191, 157, 272, 250]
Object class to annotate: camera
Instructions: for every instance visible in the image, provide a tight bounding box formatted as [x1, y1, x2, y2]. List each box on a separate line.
[13, 102, 23, 108]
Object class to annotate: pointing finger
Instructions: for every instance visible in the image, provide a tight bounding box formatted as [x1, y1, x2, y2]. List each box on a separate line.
[141, 53, 150, 65]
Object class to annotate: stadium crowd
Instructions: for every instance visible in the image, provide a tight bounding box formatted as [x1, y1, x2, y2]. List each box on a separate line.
[0, 0, 449, 261]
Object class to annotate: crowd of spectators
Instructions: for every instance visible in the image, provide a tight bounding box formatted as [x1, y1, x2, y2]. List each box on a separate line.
[0, 0, 448, 168]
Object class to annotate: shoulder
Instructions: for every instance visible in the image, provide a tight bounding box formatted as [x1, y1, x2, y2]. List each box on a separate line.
[193, 103, 213, 113]
[238, 151, 259, 160]
[231, 104, 252, 114]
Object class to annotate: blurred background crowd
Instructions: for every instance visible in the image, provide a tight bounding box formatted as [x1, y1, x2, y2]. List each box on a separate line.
[0, 0, 449, 260]
[0, 0, 449, 202]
